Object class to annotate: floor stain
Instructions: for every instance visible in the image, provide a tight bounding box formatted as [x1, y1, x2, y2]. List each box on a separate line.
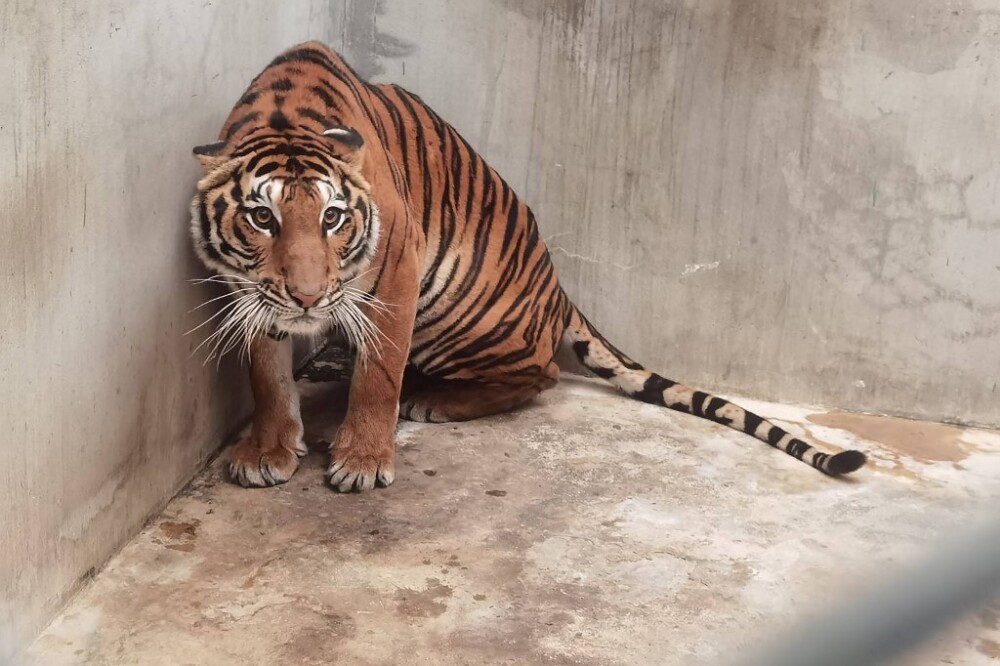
[394, 578, 454, 618]
[808, 412, 972, 463]
[159, 520, 199, 541]
[978, 638, 1000, 659]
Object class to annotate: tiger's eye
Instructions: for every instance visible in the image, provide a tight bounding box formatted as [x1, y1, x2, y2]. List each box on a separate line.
[253, 207, 273, 225]
[323, 207, 346, 232]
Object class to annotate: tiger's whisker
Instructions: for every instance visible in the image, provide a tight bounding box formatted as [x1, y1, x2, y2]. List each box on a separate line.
[213, 298, 264, 364]
[344, 267, 377, 285]
[344, 293, 397, 351]
[188, 273, 257, 285]
[241, 305, 273, 363]
[185, 292, 257, 338]
[343, 287, 393, 312]
[186, 288, 257, 314]
[196, 295, 260, 361]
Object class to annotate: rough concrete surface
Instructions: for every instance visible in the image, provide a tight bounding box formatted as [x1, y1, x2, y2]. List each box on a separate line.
[24, 377, 1000, 666]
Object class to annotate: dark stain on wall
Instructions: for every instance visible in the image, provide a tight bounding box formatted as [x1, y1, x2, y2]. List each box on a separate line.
[341, 0, 416, 79]
[495, 0, 587, 34]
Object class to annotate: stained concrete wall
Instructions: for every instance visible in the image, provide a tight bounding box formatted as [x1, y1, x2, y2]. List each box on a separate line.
[3, 0, 999, 658]
[361, 0, 1000, 428]
[0, 2, 353, 659]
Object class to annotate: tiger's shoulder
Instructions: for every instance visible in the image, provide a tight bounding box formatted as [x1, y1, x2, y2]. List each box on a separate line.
[218, 42, 368, 145]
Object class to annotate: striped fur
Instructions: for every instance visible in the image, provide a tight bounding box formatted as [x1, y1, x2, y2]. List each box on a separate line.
[191, 42, 865, 480]
[565, 311, 866, 476]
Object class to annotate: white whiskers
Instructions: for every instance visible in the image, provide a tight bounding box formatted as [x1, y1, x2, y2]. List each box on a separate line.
[186, 287, 257, 314]
[188, 274, 257, 286]
[187, 277, 277, 366]
[187, 271, 397, 368]
[343, 286, 392, 314]
[328, 288, 396, 365]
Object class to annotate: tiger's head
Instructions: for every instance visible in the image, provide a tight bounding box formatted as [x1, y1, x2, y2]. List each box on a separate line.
[189, 126, 380, 342]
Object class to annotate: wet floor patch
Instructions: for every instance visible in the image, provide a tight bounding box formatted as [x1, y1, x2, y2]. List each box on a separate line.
[807, 411, 973, 463]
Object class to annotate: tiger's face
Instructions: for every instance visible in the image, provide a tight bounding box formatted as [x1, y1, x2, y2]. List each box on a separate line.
[190, 127, 380, 339]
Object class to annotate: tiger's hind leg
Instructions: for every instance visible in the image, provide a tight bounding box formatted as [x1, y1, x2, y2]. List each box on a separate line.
[400, 364, 559, 423]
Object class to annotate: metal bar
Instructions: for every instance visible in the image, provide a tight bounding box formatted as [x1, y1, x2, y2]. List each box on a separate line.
[735, 517, 1000, 666]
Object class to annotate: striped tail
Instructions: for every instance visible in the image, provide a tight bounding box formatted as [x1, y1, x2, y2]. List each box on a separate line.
[563, 304, 866, 476]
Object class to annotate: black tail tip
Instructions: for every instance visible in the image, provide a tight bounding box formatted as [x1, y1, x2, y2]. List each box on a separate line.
[826, 449, 867, 475]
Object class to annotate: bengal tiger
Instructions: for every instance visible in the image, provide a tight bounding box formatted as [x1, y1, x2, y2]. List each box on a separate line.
[189, 41, 866, 491]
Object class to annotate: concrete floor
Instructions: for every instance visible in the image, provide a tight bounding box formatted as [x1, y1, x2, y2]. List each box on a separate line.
[24, 376, 1000, 665]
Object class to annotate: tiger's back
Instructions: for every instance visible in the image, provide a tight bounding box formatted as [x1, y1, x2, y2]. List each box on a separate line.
[367, 83, 569, 384]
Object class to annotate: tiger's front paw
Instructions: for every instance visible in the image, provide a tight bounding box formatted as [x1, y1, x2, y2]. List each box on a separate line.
[227, 422, 307, 488]
[326, 424, 395, 492]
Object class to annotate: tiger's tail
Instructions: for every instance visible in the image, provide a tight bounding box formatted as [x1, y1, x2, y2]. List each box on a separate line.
[563, 303, 866, 476]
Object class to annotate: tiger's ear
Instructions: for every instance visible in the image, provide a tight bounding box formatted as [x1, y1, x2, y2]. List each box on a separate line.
[322, 125, 365, 168]
[192, 141, 229, 172]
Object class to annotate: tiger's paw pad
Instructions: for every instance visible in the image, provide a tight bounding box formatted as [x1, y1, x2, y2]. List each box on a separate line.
[227, 436, 303, 488]
[326, 450, 395, 492]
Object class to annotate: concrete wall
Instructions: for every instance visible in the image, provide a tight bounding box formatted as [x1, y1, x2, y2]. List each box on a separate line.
[362, 0, 1000, 428]
[3, 0, 998, 657]
[0, 2, 352, 659]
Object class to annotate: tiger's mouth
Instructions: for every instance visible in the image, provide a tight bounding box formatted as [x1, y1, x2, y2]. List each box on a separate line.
[269, 289, 386, 357]
[189, 276, 387, 364]
[274, 309, 333, 336]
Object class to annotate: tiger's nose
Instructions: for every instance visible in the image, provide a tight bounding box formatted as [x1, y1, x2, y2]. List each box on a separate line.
[288, 285, 324, 309]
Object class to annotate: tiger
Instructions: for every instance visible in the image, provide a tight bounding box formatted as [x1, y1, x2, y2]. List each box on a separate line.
[189, 41, 866, 492]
